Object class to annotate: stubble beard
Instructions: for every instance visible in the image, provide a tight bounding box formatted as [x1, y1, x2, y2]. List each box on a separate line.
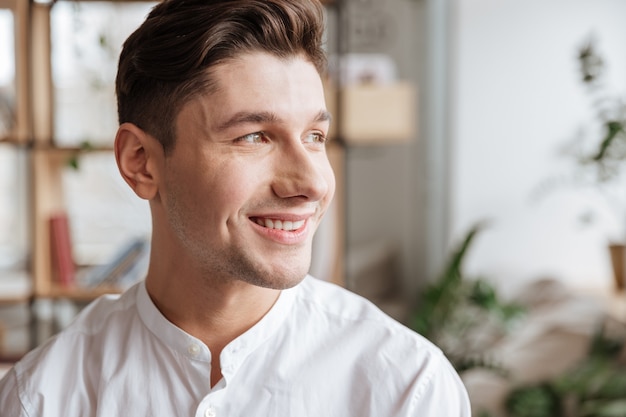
[212, 243, 311, 290]
[165, 191, 311, 290]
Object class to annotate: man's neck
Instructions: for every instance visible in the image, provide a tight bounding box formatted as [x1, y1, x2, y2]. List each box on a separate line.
[145, 271, 281, 353]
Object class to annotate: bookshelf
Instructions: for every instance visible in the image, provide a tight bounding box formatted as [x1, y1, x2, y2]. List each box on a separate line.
[0, 0, 157, 310]
[27, 0, 157, 302]
[0, 0, 31, 322]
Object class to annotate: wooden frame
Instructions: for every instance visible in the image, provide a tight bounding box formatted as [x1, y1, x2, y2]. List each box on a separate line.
[30, 0, 53, 145]
[0, 0, 29, 143]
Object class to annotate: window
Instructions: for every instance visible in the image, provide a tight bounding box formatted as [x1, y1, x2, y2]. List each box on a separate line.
[47, 2, 156, 267]
[51, 1, 156, 147]
[0, 9, 16, 140]
[62, 153, 151, 267]
[0, 144, 27, 271]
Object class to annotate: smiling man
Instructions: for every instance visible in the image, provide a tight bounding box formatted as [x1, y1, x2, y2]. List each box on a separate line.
[0, 1, 471, 416]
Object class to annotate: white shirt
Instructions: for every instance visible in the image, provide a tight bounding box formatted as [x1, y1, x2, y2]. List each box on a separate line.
[0, 276, 471, 416]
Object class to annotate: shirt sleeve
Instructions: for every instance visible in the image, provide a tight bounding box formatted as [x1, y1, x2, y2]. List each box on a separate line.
[0, 367, 28, 417]
[409, 353, 472, 416]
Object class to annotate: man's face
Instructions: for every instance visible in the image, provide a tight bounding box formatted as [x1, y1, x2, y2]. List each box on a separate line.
[158, 52, 335, 289]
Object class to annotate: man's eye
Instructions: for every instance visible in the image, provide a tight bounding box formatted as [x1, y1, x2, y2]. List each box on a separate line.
[304, 132, 326, 144]
[237, 132, 267, 144]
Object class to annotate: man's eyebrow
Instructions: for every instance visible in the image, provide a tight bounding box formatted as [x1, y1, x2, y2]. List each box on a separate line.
[315, 110, 333, 124]
[215, 111, 279, 132]
[215, 109, 332, 132]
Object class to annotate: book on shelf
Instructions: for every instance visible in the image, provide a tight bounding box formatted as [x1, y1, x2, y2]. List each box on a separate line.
[49, 212, 76, 286]
[81, 237, 150, 290]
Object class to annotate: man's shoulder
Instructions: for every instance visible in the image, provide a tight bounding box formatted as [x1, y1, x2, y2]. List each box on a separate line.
[56, 282, 139, 338]
[286, 277, 452, 392]
[297, 275, 379, 314]
[2, 284, 143, 415]
[295, 276, 435, 349]
[14, 284, 140, 380]
[297, 276, 401, 322]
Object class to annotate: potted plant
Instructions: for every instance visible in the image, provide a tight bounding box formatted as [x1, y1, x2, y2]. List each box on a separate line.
[534, 39, 626, 290]
[411, 223, 524, 373]
[575, 40, 626, 290]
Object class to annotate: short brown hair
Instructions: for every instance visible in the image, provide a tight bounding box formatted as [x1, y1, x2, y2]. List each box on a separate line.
[116, 0, 327, 153]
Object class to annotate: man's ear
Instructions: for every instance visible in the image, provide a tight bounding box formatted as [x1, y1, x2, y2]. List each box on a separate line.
[115, 122, 161, 200]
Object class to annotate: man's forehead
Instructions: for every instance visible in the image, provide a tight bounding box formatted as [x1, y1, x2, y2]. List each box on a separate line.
[194, 54, 327, 122]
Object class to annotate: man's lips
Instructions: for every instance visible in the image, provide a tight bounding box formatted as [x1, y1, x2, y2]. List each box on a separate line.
[248, 215, 311, 244]
[251, 217, 306, 231]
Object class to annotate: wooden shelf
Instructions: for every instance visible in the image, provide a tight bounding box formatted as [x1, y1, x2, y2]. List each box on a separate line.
[32, 144, 114, 153]
[36, 283, 122, 301]
[0, 294, 32, 305]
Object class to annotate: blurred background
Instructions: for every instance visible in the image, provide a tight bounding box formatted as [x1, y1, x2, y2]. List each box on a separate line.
[1, 0, 626, 414]
[449, 0, 626, 293]
[326, 0, 626, 313]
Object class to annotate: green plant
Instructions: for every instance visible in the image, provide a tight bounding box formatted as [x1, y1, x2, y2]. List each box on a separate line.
[532, 39, 626, 233]
[413, 223, 626, 416]
[498, 41, 626, 415]
[66, 140, 94, 170]
[411, 222, 524, 373]
[576, 40, 626, 181]
[504, 321, 626, 417]
[506, 383, 562, 417]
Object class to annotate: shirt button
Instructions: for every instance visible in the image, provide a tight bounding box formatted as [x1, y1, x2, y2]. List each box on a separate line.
[204, 406, 217, 417]
[188, 344, 201, 356]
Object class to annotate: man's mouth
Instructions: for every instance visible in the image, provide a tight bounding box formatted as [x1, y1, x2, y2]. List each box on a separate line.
[252, 218, 306, 231]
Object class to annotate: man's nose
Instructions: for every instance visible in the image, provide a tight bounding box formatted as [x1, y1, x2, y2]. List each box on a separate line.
[271, 142, 330, 201]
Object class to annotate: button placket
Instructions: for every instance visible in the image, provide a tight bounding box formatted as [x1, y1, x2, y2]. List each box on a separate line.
[188, 343, 201, 357]
[204, 406, 217, 417]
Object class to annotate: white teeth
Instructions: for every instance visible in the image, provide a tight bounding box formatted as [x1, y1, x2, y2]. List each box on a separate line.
[255, 218, 305, 231]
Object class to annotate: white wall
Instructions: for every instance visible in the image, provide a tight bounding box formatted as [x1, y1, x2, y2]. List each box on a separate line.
[449, 0, 626, 291]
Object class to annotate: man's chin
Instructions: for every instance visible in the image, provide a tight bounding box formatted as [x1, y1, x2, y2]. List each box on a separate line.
[239, 262, 310, 290]
[252, 271, 308, 290]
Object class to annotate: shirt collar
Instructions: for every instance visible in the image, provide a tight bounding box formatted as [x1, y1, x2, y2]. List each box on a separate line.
[135, 278, 300, 381]
[136, 281, 212, 362]
[219, 282, 298, 381]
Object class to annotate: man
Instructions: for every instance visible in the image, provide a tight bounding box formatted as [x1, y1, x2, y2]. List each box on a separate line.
[0, 0, 471, 415]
